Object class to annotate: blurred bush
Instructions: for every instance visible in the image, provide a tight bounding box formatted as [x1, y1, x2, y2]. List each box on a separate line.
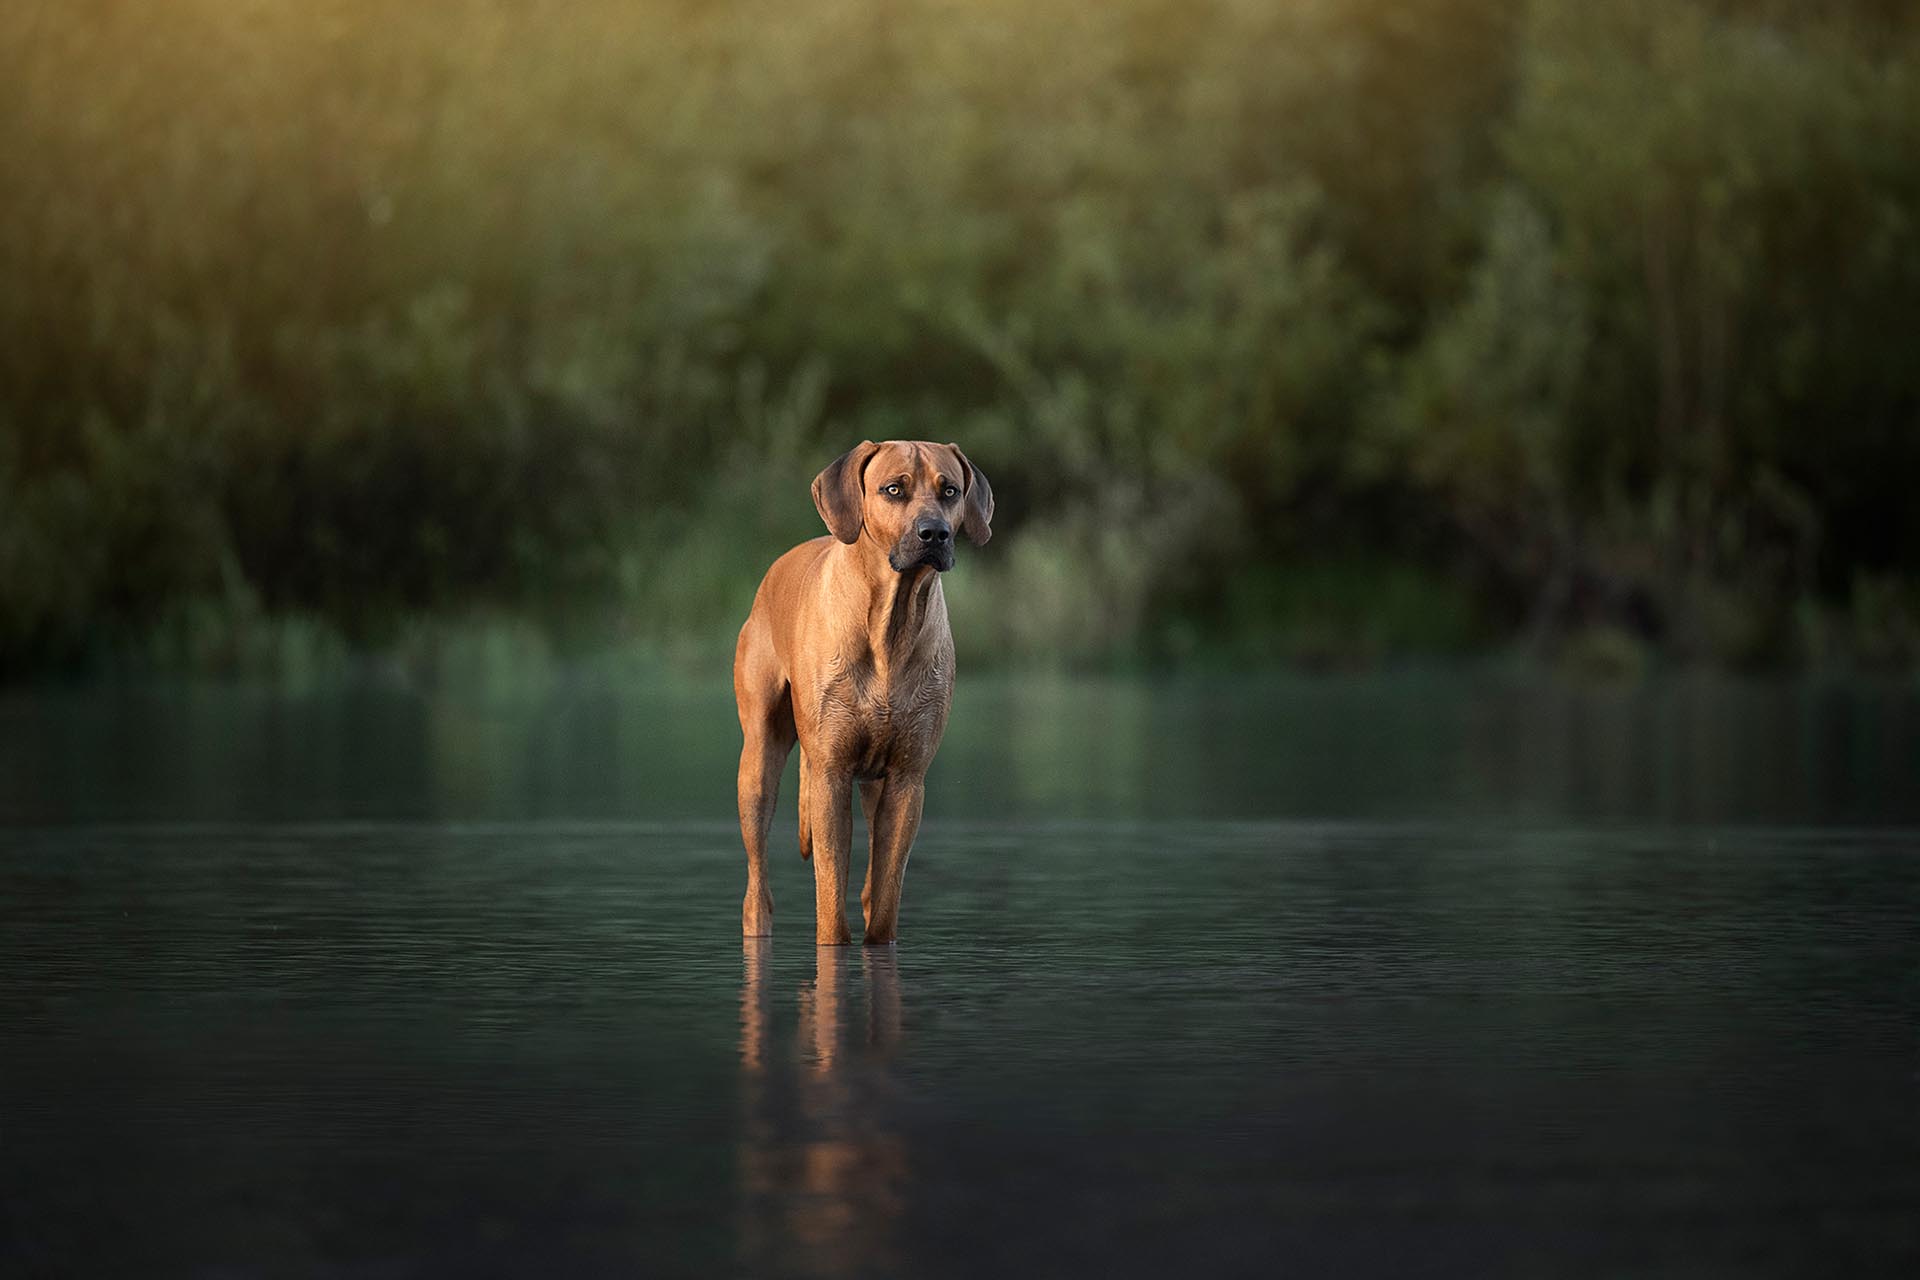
[1, 0, 1916, 676]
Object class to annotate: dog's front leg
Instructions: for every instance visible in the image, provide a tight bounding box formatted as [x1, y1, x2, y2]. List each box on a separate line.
[804, 756, 854, 946]
[862, 775, 923, 945]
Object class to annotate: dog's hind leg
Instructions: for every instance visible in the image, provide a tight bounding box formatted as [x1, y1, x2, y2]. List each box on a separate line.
[736, 703, 794, 936]
[735, 625, 795, 937]
[858, 777, 884, 930]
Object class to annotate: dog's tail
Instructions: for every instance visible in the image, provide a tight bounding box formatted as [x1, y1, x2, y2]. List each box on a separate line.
[797, 748, 813, 860]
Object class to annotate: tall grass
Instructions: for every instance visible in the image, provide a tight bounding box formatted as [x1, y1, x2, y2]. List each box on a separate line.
[3, 0, 1918, 677]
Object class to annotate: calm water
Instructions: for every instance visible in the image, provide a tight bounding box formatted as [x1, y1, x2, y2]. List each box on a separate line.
[4, 672, 1918, 1275]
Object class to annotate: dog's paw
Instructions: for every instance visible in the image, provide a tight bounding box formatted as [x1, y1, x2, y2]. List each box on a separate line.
[742, 889, 774, 937]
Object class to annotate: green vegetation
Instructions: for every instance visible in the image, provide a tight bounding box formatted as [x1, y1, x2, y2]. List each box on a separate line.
[3, 0, 1918, 679]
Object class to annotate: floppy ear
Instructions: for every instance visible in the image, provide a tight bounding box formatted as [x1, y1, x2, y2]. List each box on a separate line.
[812, 440, 879, 544]
[948, 443, 994, 546]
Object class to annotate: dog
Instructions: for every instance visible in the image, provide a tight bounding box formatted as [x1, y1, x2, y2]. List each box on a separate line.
[733, 440, 993, 944]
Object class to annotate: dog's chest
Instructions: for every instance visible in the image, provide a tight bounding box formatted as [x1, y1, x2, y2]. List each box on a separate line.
[814, 649, 951, 774]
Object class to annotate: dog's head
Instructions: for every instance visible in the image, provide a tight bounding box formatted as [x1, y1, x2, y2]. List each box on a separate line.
[812, 440, 993, 573]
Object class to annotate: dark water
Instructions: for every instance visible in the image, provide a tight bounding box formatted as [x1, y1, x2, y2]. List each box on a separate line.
[4, 673, 1918, 1275]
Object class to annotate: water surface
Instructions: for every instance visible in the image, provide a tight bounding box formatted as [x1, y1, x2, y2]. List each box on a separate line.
[4, 673, 1917, 1275]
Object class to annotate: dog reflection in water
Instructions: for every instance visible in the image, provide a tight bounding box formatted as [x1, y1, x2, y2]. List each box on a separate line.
[738, 941, 908, 1273]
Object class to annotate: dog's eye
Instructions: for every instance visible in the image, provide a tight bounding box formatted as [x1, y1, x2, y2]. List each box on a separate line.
[882, 483, 902, 497]
[942, 485, 958, 499]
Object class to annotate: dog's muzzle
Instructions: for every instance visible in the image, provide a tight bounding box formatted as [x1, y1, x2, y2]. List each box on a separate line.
[891, 517, 954, 572]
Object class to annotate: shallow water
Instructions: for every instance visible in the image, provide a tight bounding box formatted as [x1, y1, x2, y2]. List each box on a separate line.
[4, 673, 1918, 1275]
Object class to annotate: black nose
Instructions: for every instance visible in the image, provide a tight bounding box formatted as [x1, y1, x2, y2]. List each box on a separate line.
[916, 519, 951, 545]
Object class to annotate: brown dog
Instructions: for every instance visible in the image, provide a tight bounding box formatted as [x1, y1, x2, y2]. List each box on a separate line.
[733, 440, 993, 944]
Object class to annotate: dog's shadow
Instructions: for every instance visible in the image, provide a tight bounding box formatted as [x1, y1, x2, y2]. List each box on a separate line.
[736, 942, 909, 1273]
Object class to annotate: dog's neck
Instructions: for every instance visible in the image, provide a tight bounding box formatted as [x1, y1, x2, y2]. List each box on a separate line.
[840, 539, 942, 678]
